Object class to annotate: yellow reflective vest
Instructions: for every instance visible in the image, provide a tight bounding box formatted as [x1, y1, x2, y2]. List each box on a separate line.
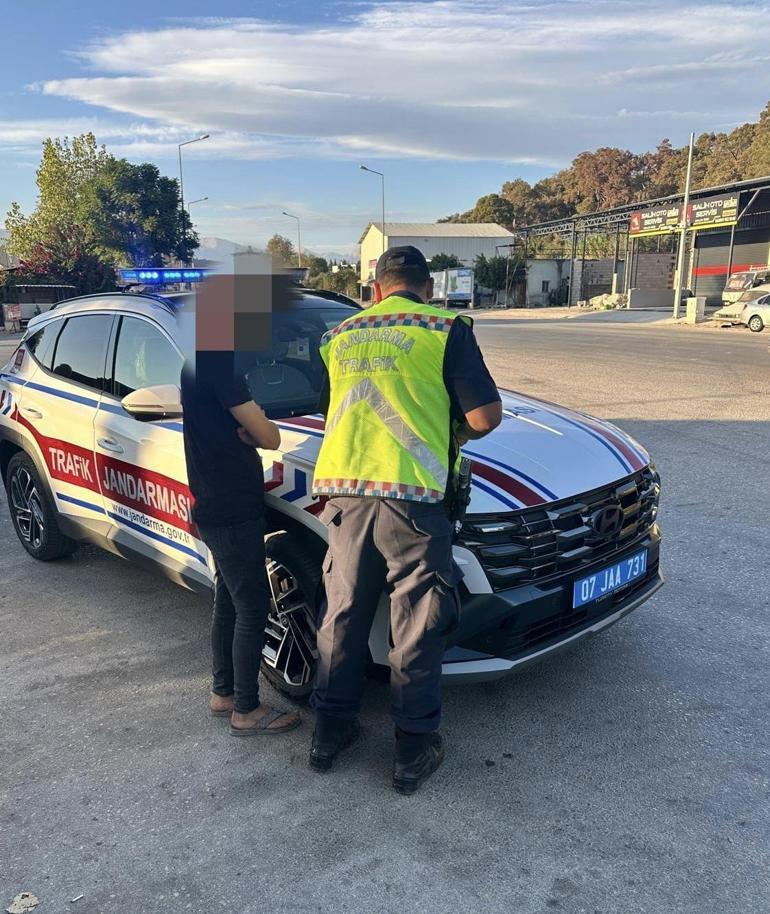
[312, 295, 469, 503]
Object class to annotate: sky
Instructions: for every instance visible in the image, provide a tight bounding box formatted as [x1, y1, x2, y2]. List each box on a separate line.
[2, 0, 770, 258]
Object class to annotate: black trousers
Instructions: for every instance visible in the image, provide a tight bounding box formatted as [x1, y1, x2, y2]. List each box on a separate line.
[311, 496, 462, 734]
[197, 517, 271, 714]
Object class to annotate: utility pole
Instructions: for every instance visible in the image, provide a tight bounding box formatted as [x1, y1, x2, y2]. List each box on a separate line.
[282, 211, 303, 268]
[360, 165, 385, 254]
[673, 132, 694, 319]
[177, 134, 210, 266]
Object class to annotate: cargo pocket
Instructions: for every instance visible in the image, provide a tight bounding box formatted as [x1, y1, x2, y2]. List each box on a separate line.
[411, 510, 452, 539]
[319, 502, 343, 528]
[434, 562, 464, 635]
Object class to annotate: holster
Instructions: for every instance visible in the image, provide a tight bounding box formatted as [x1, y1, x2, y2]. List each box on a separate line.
[448, 456, 473, 526]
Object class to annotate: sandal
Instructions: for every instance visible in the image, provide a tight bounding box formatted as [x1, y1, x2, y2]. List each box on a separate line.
[229, 707, 301, 737]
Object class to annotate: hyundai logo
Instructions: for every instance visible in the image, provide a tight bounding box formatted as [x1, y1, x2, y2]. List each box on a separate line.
[590, 505, 624, 538]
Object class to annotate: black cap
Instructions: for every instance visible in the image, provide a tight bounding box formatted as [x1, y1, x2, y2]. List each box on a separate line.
[375, 245, 429, 281]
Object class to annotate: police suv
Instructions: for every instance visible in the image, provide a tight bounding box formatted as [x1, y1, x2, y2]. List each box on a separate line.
[0, 289, 663, 697]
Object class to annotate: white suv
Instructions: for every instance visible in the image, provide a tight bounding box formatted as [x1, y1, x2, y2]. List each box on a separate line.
[0, 290, 663, 698]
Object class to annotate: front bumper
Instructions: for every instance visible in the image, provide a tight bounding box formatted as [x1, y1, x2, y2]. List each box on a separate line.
[441, 529, 663, 683]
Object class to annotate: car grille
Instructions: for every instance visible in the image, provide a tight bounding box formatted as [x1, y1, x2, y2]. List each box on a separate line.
[459, 466, 660, 592]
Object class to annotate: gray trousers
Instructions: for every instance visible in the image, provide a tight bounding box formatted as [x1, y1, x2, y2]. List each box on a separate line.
[310, 496, 462, 734]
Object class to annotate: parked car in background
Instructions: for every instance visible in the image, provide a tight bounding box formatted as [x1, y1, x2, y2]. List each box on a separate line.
[740, 293, 770, 332]
[714, 284, 770, 324]
[721, 268, 770, 306]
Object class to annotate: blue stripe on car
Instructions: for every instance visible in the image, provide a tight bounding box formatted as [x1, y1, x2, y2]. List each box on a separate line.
[56, 493, 106, 514]
[471, 478, 521, 511]
[107, 512, 207, 565]
[278, 422, 324, 439]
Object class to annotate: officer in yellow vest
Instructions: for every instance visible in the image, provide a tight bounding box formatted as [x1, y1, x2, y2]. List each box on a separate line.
[308, 246, 502, 793]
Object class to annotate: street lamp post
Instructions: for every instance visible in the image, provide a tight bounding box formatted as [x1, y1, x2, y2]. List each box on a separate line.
[673, 131, 695, 320]
[187, 196, 208, 212]
[360, 165, 385, 254]
[282, 211, 303, 268]
[177, 134, 210, 265]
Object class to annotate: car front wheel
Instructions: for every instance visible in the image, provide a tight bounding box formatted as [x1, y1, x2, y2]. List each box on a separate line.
[748, 314, 764, 332]
[260, 531, 322, 699]
[5, 452, 78, 560]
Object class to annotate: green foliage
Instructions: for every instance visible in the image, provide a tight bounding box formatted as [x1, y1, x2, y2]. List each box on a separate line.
[439, 192, 514, 228]
[82, 158, 197, 266]
[473, 254, 510, 291]
[309, 264, 358, 297]
[429, 253, 462, 270]
[305, 254, 329, 274]
[14, 224, 117, 294]
[4, 131, 194, 269]
[266, 234, 297, 266]
[5, 133, 110, 259]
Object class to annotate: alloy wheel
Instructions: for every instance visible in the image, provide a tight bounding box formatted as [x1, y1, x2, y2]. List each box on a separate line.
[9, 467, 45, 549]
[262, 558, 318, 689]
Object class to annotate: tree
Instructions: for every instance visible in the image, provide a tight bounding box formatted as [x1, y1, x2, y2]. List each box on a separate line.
[312, 264, 358, 297]
[439, 193, 514, 227]
[82, 158, 197, 266]
[14, 224, 117, 294]
[5, 131, 195, 267]
[466, 193, 514, 226]
[500, 178, 542, 225]
[305, 254, 329, 275]
[5, 133, 110, 259]
[266, 234, 296, 266]
[473, 253, 510, 292]
[429, 253, 461, 270]
[560, 147, 647, 213]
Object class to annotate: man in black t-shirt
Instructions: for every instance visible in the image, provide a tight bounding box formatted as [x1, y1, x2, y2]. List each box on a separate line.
[181, 352, 300, 735]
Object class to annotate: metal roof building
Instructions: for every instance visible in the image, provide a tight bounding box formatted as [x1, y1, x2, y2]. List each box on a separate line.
[518, 174, 770, 306]
[359, 222, 514, 287]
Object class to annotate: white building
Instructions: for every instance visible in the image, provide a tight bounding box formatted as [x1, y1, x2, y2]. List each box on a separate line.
[359, 222, 514, 289]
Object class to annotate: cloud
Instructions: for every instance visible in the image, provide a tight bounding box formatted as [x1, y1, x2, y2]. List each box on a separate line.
[6, 0, 770, 167]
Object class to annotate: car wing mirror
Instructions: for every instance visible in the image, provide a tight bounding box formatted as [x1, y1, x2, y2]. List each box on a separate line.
[121, 384, 183, 421]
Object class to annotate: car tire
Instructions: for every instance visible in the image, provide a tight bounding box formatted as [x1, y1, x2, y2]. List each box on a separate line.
[260, 531, 323, 700]
[5, 452, 78, 561]
[748, 315, 764, 332]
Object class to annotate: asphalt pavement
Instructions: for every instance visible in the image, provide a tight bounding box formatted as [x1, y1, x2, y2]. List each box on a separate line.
[1, 321, 768, 914]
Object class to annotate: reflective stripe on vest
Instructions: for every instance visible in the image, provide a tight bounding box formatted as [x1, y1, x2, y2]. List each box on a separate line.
[312, 297, 463, 504]
[324, 376, 448, 487]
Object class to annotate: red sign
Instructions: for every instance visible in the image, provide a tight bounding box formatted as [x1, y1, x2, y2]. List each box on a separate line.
[5, 304, 21, 322]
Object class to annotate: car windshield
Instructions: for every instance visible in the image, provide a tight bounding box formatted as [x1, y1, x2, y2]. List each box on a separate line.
[737, 288, 769, 302]
[725, 273, 753, 291]
[241, 305, 355, 418]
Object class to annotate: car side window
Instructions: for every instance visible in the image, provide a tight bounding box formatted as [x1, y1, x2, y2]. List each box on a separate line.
[51, 315, 114, 391]
[26, 319, 64, 370]
[112, 316, 183, 399]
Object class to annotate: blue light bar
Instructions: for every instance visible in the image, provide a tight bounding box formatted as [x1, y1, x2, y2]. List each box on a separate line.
[119, 268, 210, 284]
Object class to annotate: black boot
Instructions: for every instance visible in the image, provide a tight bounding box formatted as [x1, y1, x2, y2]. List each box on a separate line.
[392, 729, 445, 795]
[309, 714, 361, 771]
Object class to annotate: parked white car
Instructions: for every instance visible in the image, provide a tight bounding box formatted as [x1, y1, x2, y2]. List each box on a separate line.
[740, 293, 770, 332]
[0, 289, 663, 697]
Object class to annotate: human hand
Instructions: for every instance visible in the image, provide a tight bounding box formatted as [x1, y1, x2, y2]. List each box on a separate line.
[237, 426, 260, 448]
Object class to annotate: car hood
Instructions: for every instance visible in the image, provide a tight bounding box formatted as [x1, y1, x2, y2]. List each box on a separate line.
[274, 389, 650, 515]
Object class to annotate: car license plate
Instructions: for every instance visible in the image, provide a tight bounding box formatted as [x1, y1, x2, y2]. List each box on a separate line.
[572, 549, 648, 608]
